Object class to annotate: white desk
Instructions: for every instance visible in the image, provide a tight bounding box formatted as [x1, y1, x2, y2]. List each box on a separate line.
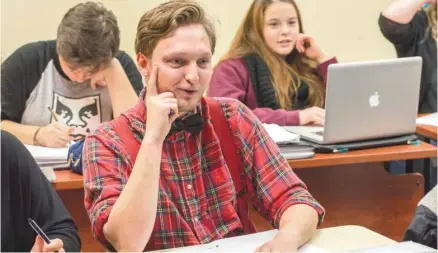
[154, 225, 395, 252]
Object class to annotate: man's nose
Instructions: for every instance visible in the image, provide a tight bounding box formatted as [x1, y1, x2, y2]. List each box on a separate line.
[185, 63, 200, 84]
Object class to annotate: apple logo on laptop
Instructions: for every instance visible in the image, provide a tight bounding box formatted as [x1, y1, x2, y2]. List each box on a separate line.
[369, 92, 380, 108]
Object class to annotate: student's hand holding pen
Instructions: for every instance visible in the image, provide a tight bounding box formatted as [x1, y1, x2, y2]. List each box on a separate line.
[34, 122, 73, 148]
[30, 235, 65, 253]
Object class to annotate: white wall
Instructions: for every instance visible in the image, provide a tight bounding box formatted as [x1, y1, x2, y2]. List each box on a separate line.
[1, 0, 397, 64]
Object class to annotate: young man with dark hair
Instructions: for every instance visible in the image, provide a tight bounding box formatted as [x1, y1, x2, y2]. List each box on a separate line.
[1, 2, 143, 148]
[82, 1, 324, 252]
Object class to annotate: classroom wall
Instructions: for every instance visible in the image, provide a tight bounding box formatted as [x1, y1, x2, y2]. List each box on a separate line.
[1, 0, 397, 65]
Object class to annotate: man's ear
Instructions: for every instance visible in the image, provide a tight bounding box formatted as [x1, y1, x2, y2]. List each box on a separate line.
[136, 53, 151, 77]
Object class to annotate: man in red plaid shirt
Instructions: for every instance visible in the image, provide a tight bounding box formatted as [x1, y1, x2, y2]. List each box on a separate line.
[82, 0, 325, 252]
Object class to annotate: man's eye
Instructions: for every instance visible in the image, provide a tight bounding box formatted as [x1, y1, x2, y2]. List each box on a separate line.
[168, 59, 184, 67]
[198, 59, 211, 68]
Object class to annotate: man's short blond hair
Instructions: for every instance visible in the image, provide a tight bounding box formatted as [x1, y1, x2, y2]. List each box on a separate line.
[135, 0, 216, 57]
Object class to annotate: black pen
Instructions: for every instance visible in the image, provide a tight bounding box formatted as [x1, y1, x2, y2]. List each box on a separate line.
[28, 218, 51, 244]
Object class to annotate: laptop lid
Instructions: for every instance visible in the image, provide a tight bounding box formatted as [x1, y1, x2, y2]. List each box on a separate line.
[320, 57, 422, 144]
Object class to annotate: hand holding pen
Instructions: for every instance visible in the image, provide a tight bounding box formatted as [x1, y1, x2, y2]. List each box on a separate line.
[33, 107, 73, 148]
[29, 218, 65, 253]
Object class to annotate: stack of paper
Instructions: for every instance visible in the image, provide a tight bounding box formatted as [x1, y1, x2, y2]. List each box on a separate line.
[263, 123, 300, 144]
[263, 124, 314, 160]
[416, 112, 438, 127]
[24, 145, 70, 169]
[41, 167, 57, 182]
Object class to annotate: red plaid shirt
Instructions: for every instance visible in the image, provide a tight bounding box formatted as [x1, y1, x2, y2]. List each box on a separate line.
[83, 90, 325, 251]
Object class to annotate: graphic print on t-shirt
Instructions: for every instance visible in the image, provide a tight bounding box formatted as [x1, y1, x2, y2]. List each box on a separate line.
[52, 93, 103, 140]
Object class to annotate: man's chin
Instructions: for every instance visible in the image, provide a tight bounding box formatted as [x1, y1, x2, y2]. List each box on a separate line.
[177, 101, 199, 113]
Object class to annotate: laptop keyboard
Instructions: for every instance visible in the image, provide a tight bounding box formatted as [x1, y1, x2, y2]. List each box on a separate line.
[315, 131, 324, 136]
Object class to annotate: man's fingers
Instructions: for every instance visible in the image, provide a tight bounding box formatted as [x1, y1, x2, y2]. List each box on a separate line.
[43, 238, 63, 252]
[146, 64, 159, 96]
[53, 123, 71, 133]
[157, 91, 176, 99]
[162, 98, 178, 104]
[30, 235, 44, 252]
[168, 103, 179, 123]
[90, 81, 97, 90]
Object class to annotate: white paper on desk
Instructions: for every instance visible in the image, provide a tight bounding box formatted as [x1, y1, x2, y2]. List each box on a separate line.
[24, 145, 69, 163]
[416, 112, 438, 127]
[263, 124, 300, 144]
[200, 230, 328, 253]
[41, 167, 57, 182]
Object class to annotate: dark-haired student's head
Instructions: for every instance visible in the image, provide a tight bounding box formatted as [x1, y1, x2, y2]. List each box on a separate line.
[56, 1, 120, 83]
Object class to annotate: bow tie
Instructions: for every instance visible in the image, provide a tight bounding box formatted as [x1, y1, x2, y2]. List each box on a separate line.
[167, 113, 204, 137]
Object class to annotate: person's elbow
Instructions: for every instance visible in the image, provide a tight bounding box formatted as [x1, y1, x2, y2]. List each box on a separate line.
[103, 220, 150, 252]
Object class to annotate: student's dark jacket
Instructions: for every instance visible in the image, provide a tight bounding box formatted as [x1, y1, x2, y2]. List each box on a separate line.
[379, 12, 437, 113]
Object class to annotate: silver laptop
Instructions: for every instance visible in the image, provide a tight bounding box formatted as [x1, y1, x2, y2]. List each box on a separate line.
[285, 57, 422, 144]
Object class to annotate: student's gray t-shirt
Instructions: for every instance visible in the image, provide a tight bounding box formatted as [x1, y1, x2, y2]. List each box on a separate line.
[1, 40, 143, 140]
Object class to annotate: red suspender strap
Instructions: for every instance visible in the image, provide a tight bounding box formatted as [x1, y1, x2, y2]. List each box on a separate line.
[205, 98, 254, 234]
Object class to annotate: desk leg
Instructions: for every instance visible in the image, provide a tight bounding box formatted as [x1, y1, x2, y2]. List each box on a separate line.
[57, 189, 105, 252]
[406, 160, 414, 174]
[294, 162, 424, 241]
[423, 137, 432, 193]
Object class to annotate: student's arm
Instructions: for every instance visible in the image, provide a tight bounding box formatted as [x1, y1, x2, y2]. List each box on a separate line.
[379, 0, 430, 49]
[209, 59, 302, 126]
[316, 57, 338, 87]
[227, 101, 324, 252]
[1, 42, 71, 147]
[103, 57, 139, 118]
[382, 0, 431, 24]
[116, 51, 144, 95]
[1, 131, 81, 252]
[83, 65, 176, 252]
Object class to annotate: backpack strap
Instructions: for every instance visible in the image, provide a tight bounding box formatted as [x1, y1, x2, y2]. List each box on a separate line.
[205, 98, 255, 234]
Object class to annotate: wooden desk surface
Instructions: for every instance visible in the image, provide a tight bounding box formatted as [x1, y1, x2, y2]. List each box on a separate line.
[290, 141, 436, 169]
[416, 114, 437, 140]
[53, 142, 437, 190]
[53, 170, 83, 190]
